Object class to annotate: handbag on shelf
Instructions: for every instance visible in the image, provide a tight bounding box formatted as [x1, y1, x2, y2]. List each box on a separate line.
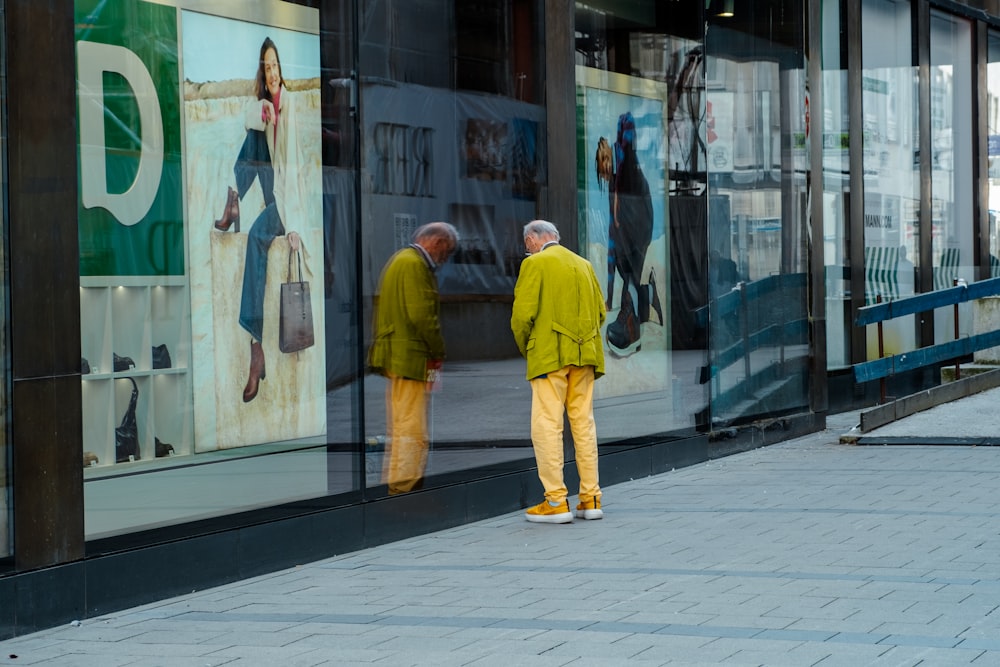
[152, 344, 172, 369]
[114, 378, 141, 463]
[279, 247, 315, 353]
[155, 437, 174, 458]
[113, 352, 136, 372]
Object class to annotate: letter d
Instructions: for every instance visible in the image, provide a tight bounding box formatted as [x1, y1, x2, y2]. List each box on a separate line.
[77, 41, 163, 227]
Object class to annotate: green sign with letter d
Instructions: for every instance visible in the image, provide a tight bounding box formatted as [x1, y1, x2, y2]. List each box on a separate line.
[76, 0, 183, 276]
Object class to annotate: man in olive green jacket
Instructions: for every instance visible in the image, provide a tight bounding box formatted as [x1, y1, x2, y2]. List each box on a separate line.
[369, 222, 458, 494]
[511, 220, 606, 523]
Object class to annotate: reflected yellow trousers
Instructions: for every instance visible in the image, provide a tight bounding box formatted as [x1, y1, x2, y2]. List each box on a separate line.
[530, 365, 601, 505]
[383, 373, 429, 494]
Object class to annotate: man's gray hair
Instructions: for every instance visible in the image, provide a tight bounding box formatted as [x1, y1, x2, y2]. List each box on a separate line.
[523, 219, 560, 241]
[414, 221, 460, 244]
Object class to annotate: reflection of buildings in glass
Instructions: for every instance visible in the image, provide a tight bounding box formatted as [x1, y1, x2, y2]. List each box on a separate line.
[509, 118, 538, 199]
[393, 213, 418, 252]
[465, 118, 507, 181]
[451, 238, 497, 265]
[667, 45, 705, 188]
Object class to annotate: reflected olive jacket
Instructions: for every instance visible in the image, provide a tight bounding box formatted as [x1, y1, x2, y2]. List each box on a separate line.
[368, 247, 445, 381]
[511, 244, 606, 381]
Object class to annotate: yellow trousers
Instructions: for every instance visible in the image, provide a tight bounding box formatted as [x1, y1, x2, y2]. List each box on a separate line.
[530, 365, 601, 504]
[383, 373, 429, 494]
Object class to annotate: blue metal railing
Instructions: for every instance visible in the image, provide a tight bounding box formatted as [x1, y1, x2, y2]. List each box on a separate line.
[853, 276, 1000, 388]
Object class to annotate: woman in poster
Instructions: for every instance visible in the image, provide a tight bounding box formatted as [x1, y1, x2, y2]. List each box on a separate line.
[213, 36, 302, 402]
[605, 111, 662, 357]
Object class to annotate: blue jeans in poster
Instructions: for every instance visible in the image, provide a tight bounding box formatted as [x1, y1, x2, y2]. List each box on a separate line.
[234, 128, 284, 342]
[235, 129, 274, 207]
[239, 202, 285, 342]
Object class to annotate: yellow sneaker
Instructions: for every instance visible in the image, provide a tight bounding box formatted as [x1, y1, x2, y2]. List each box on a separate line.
[525, 500, 573, 524]
[575, 497, 603, 520]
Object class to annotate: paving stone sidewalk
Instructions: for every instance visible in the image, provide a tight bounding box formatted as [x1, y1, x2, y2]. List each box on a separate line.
[4, 407, 1000, 666]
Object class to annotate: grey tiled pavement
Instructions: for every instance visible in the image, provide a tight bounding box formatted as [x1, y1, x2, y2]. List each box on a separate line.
[6, 392, 1000, 666]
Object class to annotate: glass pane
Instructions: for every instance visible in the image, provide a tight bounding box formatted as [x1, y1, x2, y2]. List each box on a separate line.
[705, 3, 810, 425]
[77, 0, 361, 541]
[861, 0, 918, 358]
[988, 32, 1000, 277]
[822, 0, 851, 369]
[575, 4, 704, 437]
[930, 10, 973, 343]
[359, 1, 546, 497]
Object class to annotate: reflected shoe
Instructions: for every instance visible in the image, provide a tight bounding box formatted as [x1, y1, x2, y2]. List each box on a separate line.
[525, 500, 573, 524]
[606, 289, 641, 357]
[575, 497, 603, 520]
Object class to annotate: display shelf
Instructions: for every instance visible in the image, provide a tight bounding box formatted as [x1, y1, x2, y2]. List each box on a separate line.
[80, 287, 111, 374]
[149, 373, 193, 458]
[80, 275, 188, 288]
[81, 378, 113, 468]
[81, 280, 193, 469]
[151, 285, 189, 370]
[112, 286, 151, 371]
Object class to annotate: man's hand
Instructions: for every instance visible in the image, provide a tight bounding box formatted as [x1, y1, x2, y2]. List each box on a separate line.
[426, 359, 443, 392]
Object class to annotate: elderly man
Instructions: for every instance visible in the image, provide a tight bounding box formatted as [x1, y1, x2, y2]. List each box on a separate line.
[511, 220, 606, 523]
[369, 222, 459, 494]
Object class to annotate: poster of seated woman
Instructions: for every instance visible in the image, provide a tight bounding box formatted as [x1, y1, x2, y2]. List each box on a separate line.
[181, 9, 326, 450]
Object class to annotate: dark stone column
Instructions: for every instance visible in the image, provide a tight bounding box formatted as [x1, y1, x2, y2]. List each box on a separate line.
[542, 0, 577, 238]
[7, 0, 85, 569]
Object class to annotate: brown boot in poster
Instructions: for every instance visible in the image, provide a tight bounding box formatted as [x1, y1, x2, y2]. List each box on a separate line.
[243, 340, 266, 402]
[214, 186, 241, 233]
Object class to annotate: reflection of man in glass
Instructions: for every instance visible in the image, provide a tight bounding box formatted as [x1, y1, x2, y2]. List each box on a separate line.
[512, 220, 605, 523]
[213, 37, 303, 403]
[368, 223, 459, 494]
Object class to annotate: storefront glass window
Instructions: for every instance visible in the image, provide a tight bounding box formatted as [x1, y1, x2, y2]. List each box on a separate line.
[930, 10, 973, 342]
[357, 1, 553, 497]
[570, 1, 812, 431]
[77, 0, 360, 541]
[822, 0, 851, 369]
[573, 3, 704, 437]
[704, 2, 810, 424]
[988, 31, 1000, 272]
[860, 0, 918, 359]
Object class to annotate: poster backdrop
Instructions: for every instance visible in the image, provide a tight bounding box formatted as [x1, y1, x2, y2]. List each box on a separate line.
[182, 8, 326, 450]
